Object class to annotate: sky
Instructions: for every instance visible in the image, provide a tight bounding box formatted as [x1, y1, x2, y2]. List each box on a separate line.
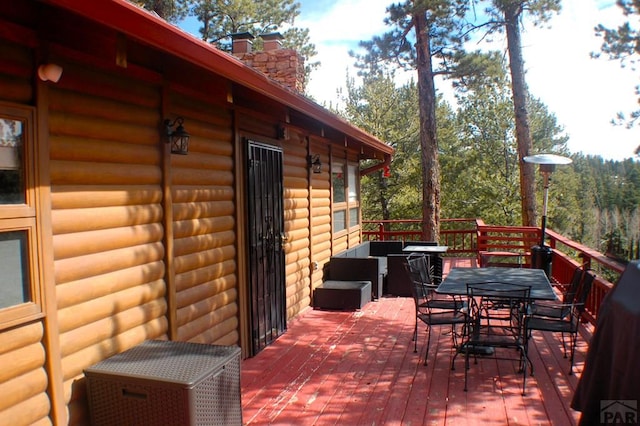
[294, 0, 640, 161]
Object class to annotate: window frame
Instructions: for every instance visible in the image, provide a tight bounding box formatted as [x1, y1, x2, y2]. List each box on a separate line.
[331, 158, 360, 236]
[0, 102, 43, 330]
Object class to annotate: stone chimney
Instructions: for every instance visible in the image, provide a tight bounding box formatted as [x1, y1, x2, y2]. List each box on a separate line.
[231, 32, 306, 94]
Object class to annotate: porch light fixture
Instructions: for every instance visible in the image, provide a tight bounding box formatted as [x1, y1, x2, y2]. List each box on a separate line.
[37, 63, 63, 83]
[523, 153, 572, 275]
[164, 117, 190, 155]
[308, 154, 322, 174]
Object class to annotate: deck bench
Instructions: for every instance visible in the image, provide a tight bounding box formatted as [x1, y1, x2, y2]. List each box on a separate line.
[326, 240, 404, 300]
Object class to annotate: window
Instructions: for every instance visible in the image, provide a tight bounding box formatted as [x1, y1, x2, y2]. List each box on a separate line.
[332, 160, 360, 234]
[0, 103, 42, 329]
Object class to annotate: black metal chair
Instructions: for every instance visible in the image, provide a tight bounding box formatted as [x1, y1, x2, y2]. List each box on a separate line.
[462, 282, 532, 396]
[526, 269, 596, 375]
[404, 254, 467, 366]
[530, 266, 584, 319]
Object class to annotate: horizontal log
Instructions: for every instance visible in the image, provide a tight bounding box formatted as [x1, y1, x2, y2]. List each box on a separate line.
[61, 318, 168, 380]
[60, 300, 167, 358]
[173, 216, 235, 239]
[52, 204, 163, 235]
[285, 248, 311, 264]
[49, 87, 158, 125]
[172, 167, 233, 186]
[285, 227, 309, 242]
[0, 393, 50, 426]
[170, 152, 233, 171]
[173, 230, 236, 257]
[312, 239, 332, 255]
[311, 223, 331, 236]
[284, 208, 309, 223]
[175, 260, 236, 294]
[285, 255, 310, 277]
[49, 111, 158, 146]
[311, 180, 330, 190]
[283, 176, 309, 190]
[177, 288, 237, 325]
[50, 160, 161, 185]
[53, 223, 164, 260]
[57, 62, 160, 109]
[187, 317, 239, 346]
[311, 193, 331, 205]
[0, 322, 43, 355]
[283, 187, 309, 200]
[0, 75, 32, 104]
[0, 343, 45, 383]
[283, 197, 309, 210]
[173, 245, 236, 275]
[54, 242, 165, 284]
[177, 275, 236, 308]
[50, 135, 161, 164]
[285, 238, 310, 255]
[57, 280, 166, 333]
[51, 185, 162, 209]
[176, 303, 237, 342]
[312, 214, 331, 226]
[172, 186, 234, 203]
[283, 165, 308, 180]
[56, 261, 165, 309]
[0, 368, 48, 412]
[173, 200, 235, 221]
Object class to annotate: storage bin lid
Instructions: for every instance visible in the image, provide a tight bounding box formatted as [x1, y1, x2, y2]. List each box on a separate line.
[84, 340, 240, 386]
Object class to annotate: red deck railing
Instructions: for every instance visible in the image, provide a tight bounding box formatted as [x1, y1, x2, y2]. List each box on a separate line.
[362, 218, 627, 326]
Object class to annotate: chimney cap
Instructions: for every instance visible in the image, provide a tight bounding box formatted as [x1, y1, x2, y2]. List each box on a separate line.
[230, 32, 255, 41]
[260, 32, 284, 41]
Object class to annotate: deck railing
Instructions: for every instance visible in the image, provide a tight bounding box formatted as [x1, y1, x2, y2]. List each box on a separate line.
[362, 218, 627, 326]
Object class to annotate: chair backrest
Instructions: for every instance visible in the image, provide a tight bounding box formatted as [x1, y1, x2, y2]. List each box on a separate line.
[573, 270, 596, 312]
[466, 282, 532, 336]
[404, 254, 434, 306]
[563, 267, 585, 304]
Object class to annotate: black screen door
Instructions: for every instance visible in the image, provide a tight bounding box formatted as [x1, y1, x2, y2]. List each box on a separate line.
[247, 141, 286, 355]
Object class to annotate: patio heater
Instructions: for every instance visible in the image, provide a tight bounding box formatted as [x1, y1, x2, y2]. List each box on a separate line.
[523, 153, 572, 277]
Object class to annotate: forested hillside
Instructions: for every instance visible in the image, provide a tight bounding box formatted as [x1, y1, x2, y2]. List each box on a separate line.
[342, 72, 640, 261]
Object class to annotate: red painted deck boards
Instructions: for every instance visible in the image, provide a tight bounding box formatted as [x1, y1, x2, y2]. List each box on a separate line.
[241, 259, 590, 425]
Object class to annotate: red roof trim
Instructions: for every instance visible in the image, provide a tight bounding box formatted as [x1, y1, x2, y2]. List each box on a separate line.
[41, 0, 393, 156]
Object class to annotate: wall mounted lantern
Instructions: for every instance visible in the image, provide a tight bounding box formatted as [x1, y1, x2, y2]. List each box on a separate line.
[164, 117, 190, 155]
[308, 154, 322, 174]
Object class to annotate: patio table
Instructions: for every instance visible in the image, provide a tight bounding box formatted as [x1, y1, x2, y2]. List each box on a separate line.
[436, 267, 557, 301]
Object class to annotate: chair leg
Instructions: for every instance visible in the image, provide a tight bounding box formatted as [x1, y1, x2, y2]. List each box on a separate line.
[413, 319, 418, 353]
[424, 325, 432, 366]
[568, 331, 578, 375]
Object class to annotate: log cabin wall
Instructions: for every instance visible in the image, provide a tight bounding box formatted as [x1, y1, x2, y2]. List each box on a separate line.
[309, 138, 332, 296]
[0, 37, 55, 425]
[0, 1, 390, 424]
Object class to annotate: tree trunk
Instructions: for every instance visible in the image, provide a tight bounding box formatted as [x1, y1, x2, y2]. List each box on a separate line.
[504, 2, 537, 227]
[414, 9, 440, 242]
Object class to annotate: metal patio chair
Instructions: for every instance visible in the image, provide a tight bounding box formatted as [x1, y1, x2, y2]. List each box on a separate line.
[404, 254, 467, 366]
[526, 269, 596, 375]
[462, 282, 533, 396]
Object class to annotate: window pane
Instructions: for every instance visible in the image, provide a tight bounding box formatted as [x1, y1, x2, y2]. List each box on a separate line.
[347, 165, 358, 203]
[332, 163, 345, 203]
[0, 231, 31, 309]
[349, 207, 359, 228]
[0, 118, 24, 204]
[333, 210, 346, 232]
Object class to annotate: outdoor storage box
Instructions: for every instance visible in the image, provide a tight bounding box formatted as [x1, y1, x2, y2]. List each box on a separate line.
[314, 280, 371, 310]
[85, 340, 242, 426]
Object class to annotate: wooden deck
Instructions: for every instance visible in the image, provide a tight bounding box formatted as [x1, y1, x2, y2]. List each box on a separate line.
[241, 258, 592, 425]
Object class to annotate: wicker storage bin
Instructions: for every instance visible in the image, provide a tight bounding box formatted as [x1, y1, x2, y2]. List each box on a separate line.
[85, 340, 242, 426]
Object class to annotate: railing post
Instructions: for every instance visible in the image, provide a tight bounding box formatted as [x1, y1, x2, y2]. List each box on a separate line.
[378, 222, 384, 241]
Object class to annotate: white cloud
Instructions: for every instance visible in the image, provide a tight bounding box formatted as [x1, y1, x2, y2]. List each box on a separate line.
[301, 0, 640, 160]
